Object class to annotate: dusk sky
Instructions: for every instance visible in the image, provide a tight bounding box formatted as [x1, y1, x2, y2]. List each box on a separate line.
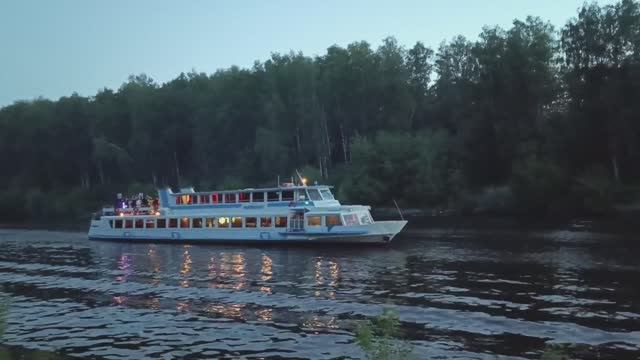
[0, 0, 616, 106]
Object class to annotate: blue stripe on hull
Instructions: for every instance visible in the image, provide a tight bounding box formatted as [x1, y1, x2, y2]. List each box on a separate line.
[88, 235, 389, 245]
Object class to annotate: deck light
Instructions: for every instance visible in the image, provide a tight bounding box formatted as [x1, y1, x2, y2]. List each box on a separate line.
[302, 178, 308, 185]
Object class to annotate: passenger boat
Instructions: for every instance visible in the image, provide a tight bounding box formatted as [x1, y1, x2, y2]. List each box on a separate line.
[88, 181, 407, 244]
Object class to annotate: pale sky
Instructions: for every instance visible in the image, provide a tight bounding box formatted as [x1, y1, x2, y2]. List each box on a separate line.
[0, 0, 617, 106]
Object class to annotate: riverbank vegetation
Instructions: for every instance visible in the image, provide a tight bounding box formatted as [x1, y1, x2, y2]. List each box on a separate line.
[1, 0, 639, 222]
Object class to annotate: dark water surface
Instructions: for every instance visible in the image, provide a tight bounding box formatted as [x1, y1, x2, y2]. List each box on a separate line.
[0, 228, 638, 359]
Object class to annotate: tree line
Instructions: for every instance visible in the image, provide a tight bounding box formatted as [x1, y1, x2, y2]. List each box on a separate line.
[1, 0, 639, 222]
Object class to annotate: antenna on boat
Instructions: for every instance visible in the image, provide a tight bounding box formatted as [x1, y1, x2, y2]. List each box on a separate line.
[393, 198, 405, 221]
[295, 169, 307, 186]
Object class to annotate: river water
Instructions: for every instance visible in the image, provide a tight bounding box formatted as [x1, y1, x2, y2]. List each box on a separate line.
[0, 228, 638, 359]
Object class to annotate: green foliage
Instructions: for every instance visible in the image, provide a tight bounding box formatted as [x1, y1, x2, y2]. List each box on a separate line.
[342, 131, 452, 207]
[572, 164, 616, 214]
[354, 309, 413, 360]
[540, 344, 570, 360]
[511, 158, 570, 214]
[1, 0, 640, 220]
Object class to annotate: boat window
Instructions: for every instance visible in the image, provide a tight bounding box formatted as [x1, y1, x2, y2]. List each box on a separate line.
[359, 212, 373, 225]
[326, 215, 342, 226]
[205, 218, 215, 228]
[180, 217, 190, 228]
[307, 216, 322, 226]
[343, 214, 359, 226]
[275, 216, 287, 228]
[252, 192, 264, 202]
[231, 217, 243, 228]
[108, 220, 114, 228]
[135, 219, 144, 229]
[200, 195, 209, 204]
[157, 218, 166, 228]
[260, 217, 272, 227]
[211, 193, 221, 204]
[245, 217, 257, 228]
[114, 219, 123, 229]
[181, 195, 192, 205]
[176, 196, 182, 205]
[282, 190, 294, 201]
[239, 193, 250, 203]
[218, 217, 230, 228]
[192, 195, 199, 204]
[168, 218, 178, 228]
[224, 193, 236, 203]
[125, 219, 133, 228]
[145, 219, 155, 228]
[307, 189, 322, 201]
[320, 189, 334, 200]
[267, 191, 280, 202]
[192, 218, 202, 228]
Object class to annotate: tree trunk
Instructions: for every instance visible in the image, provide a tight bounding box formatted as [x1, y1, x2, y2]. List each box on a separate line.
[174, 151, 181, 186]
[611, 154, 620, 183]
[98, 161, 105, 185]
[340, 123, 348, 164]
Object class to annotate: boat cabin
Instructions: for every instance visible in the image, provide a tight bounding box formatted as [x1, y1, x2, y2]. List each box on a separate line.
[159, 185, 339, 209]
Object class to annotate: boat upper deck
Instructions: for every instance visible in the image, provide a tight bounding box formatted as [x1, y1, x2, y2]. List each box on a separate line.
[157, 184, 341, 212]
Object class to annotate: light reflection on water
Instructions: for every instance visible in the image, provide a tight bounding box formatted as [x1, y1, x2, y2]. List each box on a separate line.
[0, 229, 637, 359]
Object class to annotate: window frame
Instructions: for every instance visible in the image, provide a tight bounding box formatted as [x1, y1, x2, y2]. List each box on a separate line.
[231, 216, 243, 228]
[275, 216, 288, 228]
[252, 192, 264, 202]
[218, 217, 230, 228]
[260, 217, 272, 228]
[267, 191, 281, 202]
[307, 215, 322, 227]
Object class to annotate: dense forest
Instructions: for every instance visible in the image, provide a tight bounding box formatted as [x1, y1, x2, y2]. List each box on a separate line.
[1, 0, 640, 222]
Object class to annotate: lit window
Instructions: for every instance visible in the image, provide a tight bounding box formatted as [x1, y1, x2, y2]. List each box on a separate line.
[125, 219, 133, 228]
[180, 217, 190, 228]
[135, 219, 144, 229]
[252, 192, 264, 202]
[168, 218, 178, 228]
[176, 196, 182, 205]
[218, 217, 229, 228]
[245, 217, 257, 228]
[192, 218, 202, 228]
[239, 193, 250, 203]
[267, 192, 280, 202]
[224, 193, 236, 203]
[326, 215, 342, 226]
[157, 219, 166, 228]
[181, 195, 191, 204]
[205, 218, 215, 228]
[260, 217, 272, 227]
[275, 216, 287, 228]
[145, 219, 155, 228]
[211, 193, 221, 204]
[307, 216, 322, 226]
[114, 219, 123, 228]
[231, 217, 243, 228]
[200, 195, 209, 204]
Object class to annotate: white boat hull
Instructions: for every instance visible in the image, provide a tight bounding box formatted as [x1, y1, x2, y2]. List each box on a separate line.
[88, 220, 407, 245]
